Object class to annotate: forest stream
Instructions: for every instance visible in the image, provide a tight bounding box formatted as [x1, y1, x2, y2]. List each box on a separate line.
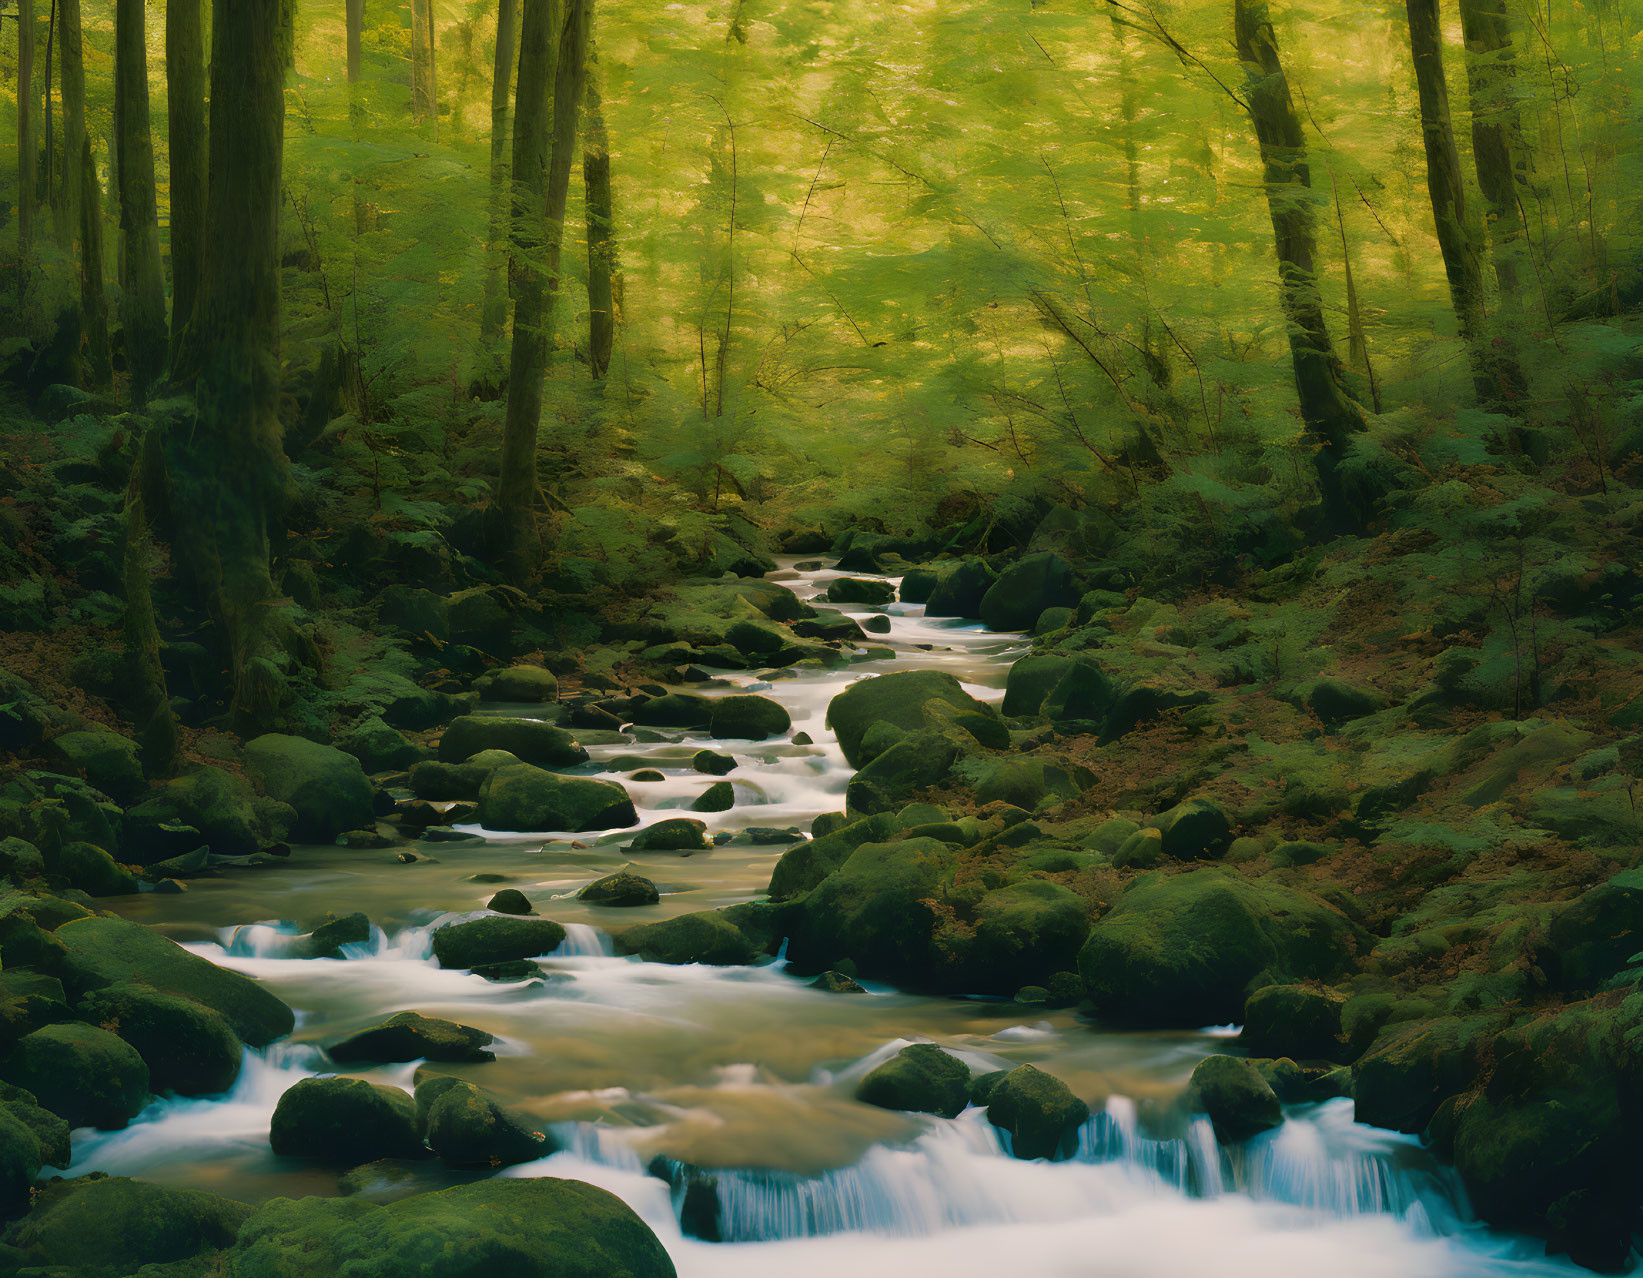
[66, 562, 1584, 1278]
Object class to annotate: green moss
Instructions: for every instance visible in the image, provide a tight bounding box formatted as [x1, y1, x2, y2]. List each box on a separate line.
[856, 1043, 971, 1118]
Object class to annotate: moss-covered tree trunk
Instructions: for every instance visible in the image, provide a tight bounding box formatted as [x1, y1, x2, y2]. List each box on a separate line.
[167, 0, 207, 346]
[1457, 0, 1524, 306]
[480, 0, 521, 344]
[411, 0, 436, 129]
[583, 36, 615, 380]
[167, 0, 303, 728]
[346, 0, 365, 83]
[59, 0, 86, 247]
[17, 0, 36, 301]
[115, 0, 168, 402]
[77, 139, 112, 389]
[122, 429, 179, 777]
[1232, 0, 1364, 512]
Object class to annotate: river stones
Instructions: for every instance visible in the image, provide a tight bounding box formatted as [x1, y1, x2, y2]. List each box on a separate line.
[430, 917, 566, 969]
[408, 752, 519, 801]
[856, 1043, 971, 1118]
[1041, 661, 1118, 728]
[811, 970, 866, 994]
[1077, 869, 1362, 1027]
[1540, 868, 1643, 992]
[1188, 1055, 1282, 1144]
[845, 731, 959, 815]
[475, 665, 559, 703]
[924, 558, 997, 620]
[336, 715, 423, 773]
[77, 983, 243, 1095]
[1151, 796, 1233, 860]
[4, 1176, 254, 1273]
[438, 716, 586, 768]
[691, 781, 734, 812]
[414, 1076, 548, 1168]
[630, 819, 711, 852]
[631, 693, 715, 729]
[707, 694, 791, 740]
[0, 1101, 54, 1214]
[968, 881, 1090, 995]
[270, 1077, 425, 1164]
[55, 915, 295, 1046]
[692, 749, 736, 775]
[579, 871, 659, 907]
[486, 888, 533, 915]
[766, 813, 896, 901]
[983, 1064, 1089, 1160]
[825, 577, 895, 606]
[42, 727, 144, 803]
[329, 1012, 495, 1065]
[1000, 656, 1076, 718]
[1240, 984, 1348, 1062]
[613, 905, 774, 966]
[826, 670, 1000, 768]
[971, 757, 1077, 810]
[898, 567, 939, 604]
[41, 839, 139, 896]
[477, 764, 637, 833]
[245, 734, 375, 841]
[1351, 1015, 1500, 1135]
[222, 1177, 676, 1278]
[979, 553, 1082, 632]
[2, 1023, 149, 1129]
[292, 911, 373, 959]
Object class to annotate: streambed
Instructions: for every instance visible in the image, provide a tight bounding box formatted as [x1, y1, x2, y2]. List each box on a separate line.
[87, 562, 1580, 1277]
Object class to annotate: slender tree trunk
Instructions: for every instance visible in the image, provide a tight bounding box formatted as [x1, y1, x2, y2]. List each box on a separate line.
[18, 0, 36, 300]
[583, 35, 615, 379]
[411, 0, 436, 131]
[481, 0, 521, 343]
[167, 0, 207, 346]
[77, 139, 111, 389]
[1406, 0, 1498, 400]
[1457, 0, 1524, 304]
[60, 0, 86, 274]
[123, 429, 178, 777]
[497, 0, 590, 578]
[1233, 0, 1364, 513]
[167, 0, 301, 728]
[346, 0, 365, 83]
[115, 0, 168, 402]
[45, 0, 59, 243]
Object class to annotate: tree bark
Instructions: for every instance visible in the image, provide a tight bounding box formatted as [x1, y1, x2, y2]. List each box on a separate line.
[115, 0, 168, 402]
[18, 0, 35, 300]
[167, 0, 300, 728]
[411, 0, 436, 130]
[582, 35, 615, 379]
[122, 429, 178, 778]
[59, 0, 86, 280]
[346, 0, 365, 83]
[77, 139, 111, 389]
[497, 0, 590, 578]
[1457, 0, 1523, 304]
[167, 0, 208, 347]
[1233, 0, 1364, 506]
[481, 0, 521, 343]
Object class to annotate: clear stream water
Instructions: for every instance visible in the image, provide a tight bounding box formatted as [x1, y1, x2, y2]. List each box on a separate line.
[84, 562, 1583, 1277]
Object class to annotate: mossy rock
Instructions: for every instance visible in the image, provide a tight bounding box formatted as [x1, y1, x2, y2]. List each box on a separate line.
[1302, 677, 1388, 726]
[767, 813, 896, 900]
[408, 756, 513, 801]
[269, 1077, 424, 1164]
[41, 839, 138, 896]
[980, 553, 1081, 632]
[1352, 1015, 1501, 1134]
[707, 695, 791, 741]
[223, 1176, 675, 1278]
[477, 764, 637, 833]
[691, 781, 735, 812]
[475, 666, 559, 703]
[692, 749, 736, 776]
[967, 880, 1091, 994]
[245, 734, 374, 842]
[329, 1012, 495, 1065]
[1240, 984, 1347, 1062]
[924, 558, 998, 620]
[1188, 1055, 1282, 1144]
[826, 670, 1000, 768]
[430, 917, 566, 969]
[1110, 827, 1162, 869]
[0, 837, 45, 881]
[614, 909, 764, 966]
[579, 871, 659, 907]
[972, 758, 1076, 810]
[855, 1043, 971, 1118]
[1077, 869, 1361, 1027]
[3, 1023, 149, 1130]
[437, 716, 586, 768]
[56, 915, 295, 1046]
[898, 568, 940, 604]
[1151, 796, 1232, 860]
[633, 693, 715, 729]
[413, 1077, 548, 1169]
[985, 1064, 1089, 1160]
[486, 889, 533, 915]
[42, 728, 143, 803]
[1041, 661, 1118, 726]
[1034, 606, 1074, 635]
[1000, 656, 1076, 718]
[292, 911, 373, 958]
[1270, 840, 1332, 868]
[846, 731, 960, 815]
[77, 983, 242, 1095]
[630, 818, 711, 852]
[1541, 869, 1643, 992]
[335, 716, 421, 773]
[6, 1176, 253, 1274]
[826, 577, 895, 605]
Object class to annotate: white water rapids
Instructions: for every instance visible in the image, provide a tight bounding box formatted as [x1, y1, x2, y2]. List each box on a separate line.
[83, 561, 1588, 1277]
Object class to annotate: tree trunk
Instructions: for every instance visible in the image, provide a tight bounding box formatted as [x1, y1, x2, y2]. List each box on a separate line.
[18, 0, 35, 301]
[167, 0, 207, 345]
[60, 0, 86, 279]
[480, 0, 521, 343]
[167, 0, 301, 728]
[1457, 0, 1524, 303]
[122, 429, 179, 778]
[346, 0, 365, 83]
[115, 0, 168, 402]
[77, 139, 111, 389]
[1405, 0, 1495, 396]
[45, 0, 59, 243]
[411, 0, 436, 130]
[583, 36, 615, 379]
[1233, 0, 1364, 509]
[497, 0, 590, 578]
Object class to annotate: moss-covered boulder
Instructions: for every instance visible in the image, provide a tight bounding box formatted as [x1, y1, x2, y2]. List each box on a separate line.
[827, 670, 999, 768]
[1041, 661, 1118, 727]
[77, 983, 242, 1095]
[329, 1012, 495, 1065]
[846, 731, 959, 815]
[979, 552, 1081, 632]
[855, 1043, 971, 1118]
[478, 764, 637, 833]
[42, 728, 144, 803]
[124, 765, 265, 855]
[1000, 656, 1076, 717]
[486, 888, 533, 915]
[1541, 869, 1643, 993]
[899, 568, 939, 604]
[245, 734, 374, 841]
[270, 1077, 425, 1164]
[5, 1176, 253, 1273]
[1188, 1054, 1283, 1143]
[1151, 796, 1233, 860]
[3, 1023, 149, 1129]
[972, 758, 1077, 810]
[984, 1064, 1089, 1160]
[614, 908, 766, 966]
[630, 818, 711, 852]
[691, 781, 735, 812]
[632, 692, 716, 728]
[438, 716, 586, 767]
[1077, 869, 1361, 1027]
[409, 751, 519, 801]
[786, 837, 958, 988]
[56, 915, 295, 1046]
[968, 880, 1091, 994]
[1110, 827, 1162, 869]
[924, 558, 997, 620]
[826, 577, 895, 605]
[580, 871, 659, 907]
[767, 813, 896, 900]
[336, 715, 422, 773]
[41, 839, 138, 896]
[224, 1177, 675, 1278]
[0, 837, 45, 881]
[692, 749, 736, 775]
[475, 665, 559, 703]
[1240, 984, 1348, 1062]
[414, 1076, 548, 1168]
[431, 917, 566, 969]
[708, 694, 791, 740]
[292, 911, 373, 958]
[1303, 677, 1387, 726]
[1352, 1015, 1500, 1135]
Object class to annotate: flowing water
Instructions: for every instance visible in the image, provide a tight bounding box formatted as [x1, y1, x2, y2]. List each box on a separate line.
[86, 561, 1582, 1276]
